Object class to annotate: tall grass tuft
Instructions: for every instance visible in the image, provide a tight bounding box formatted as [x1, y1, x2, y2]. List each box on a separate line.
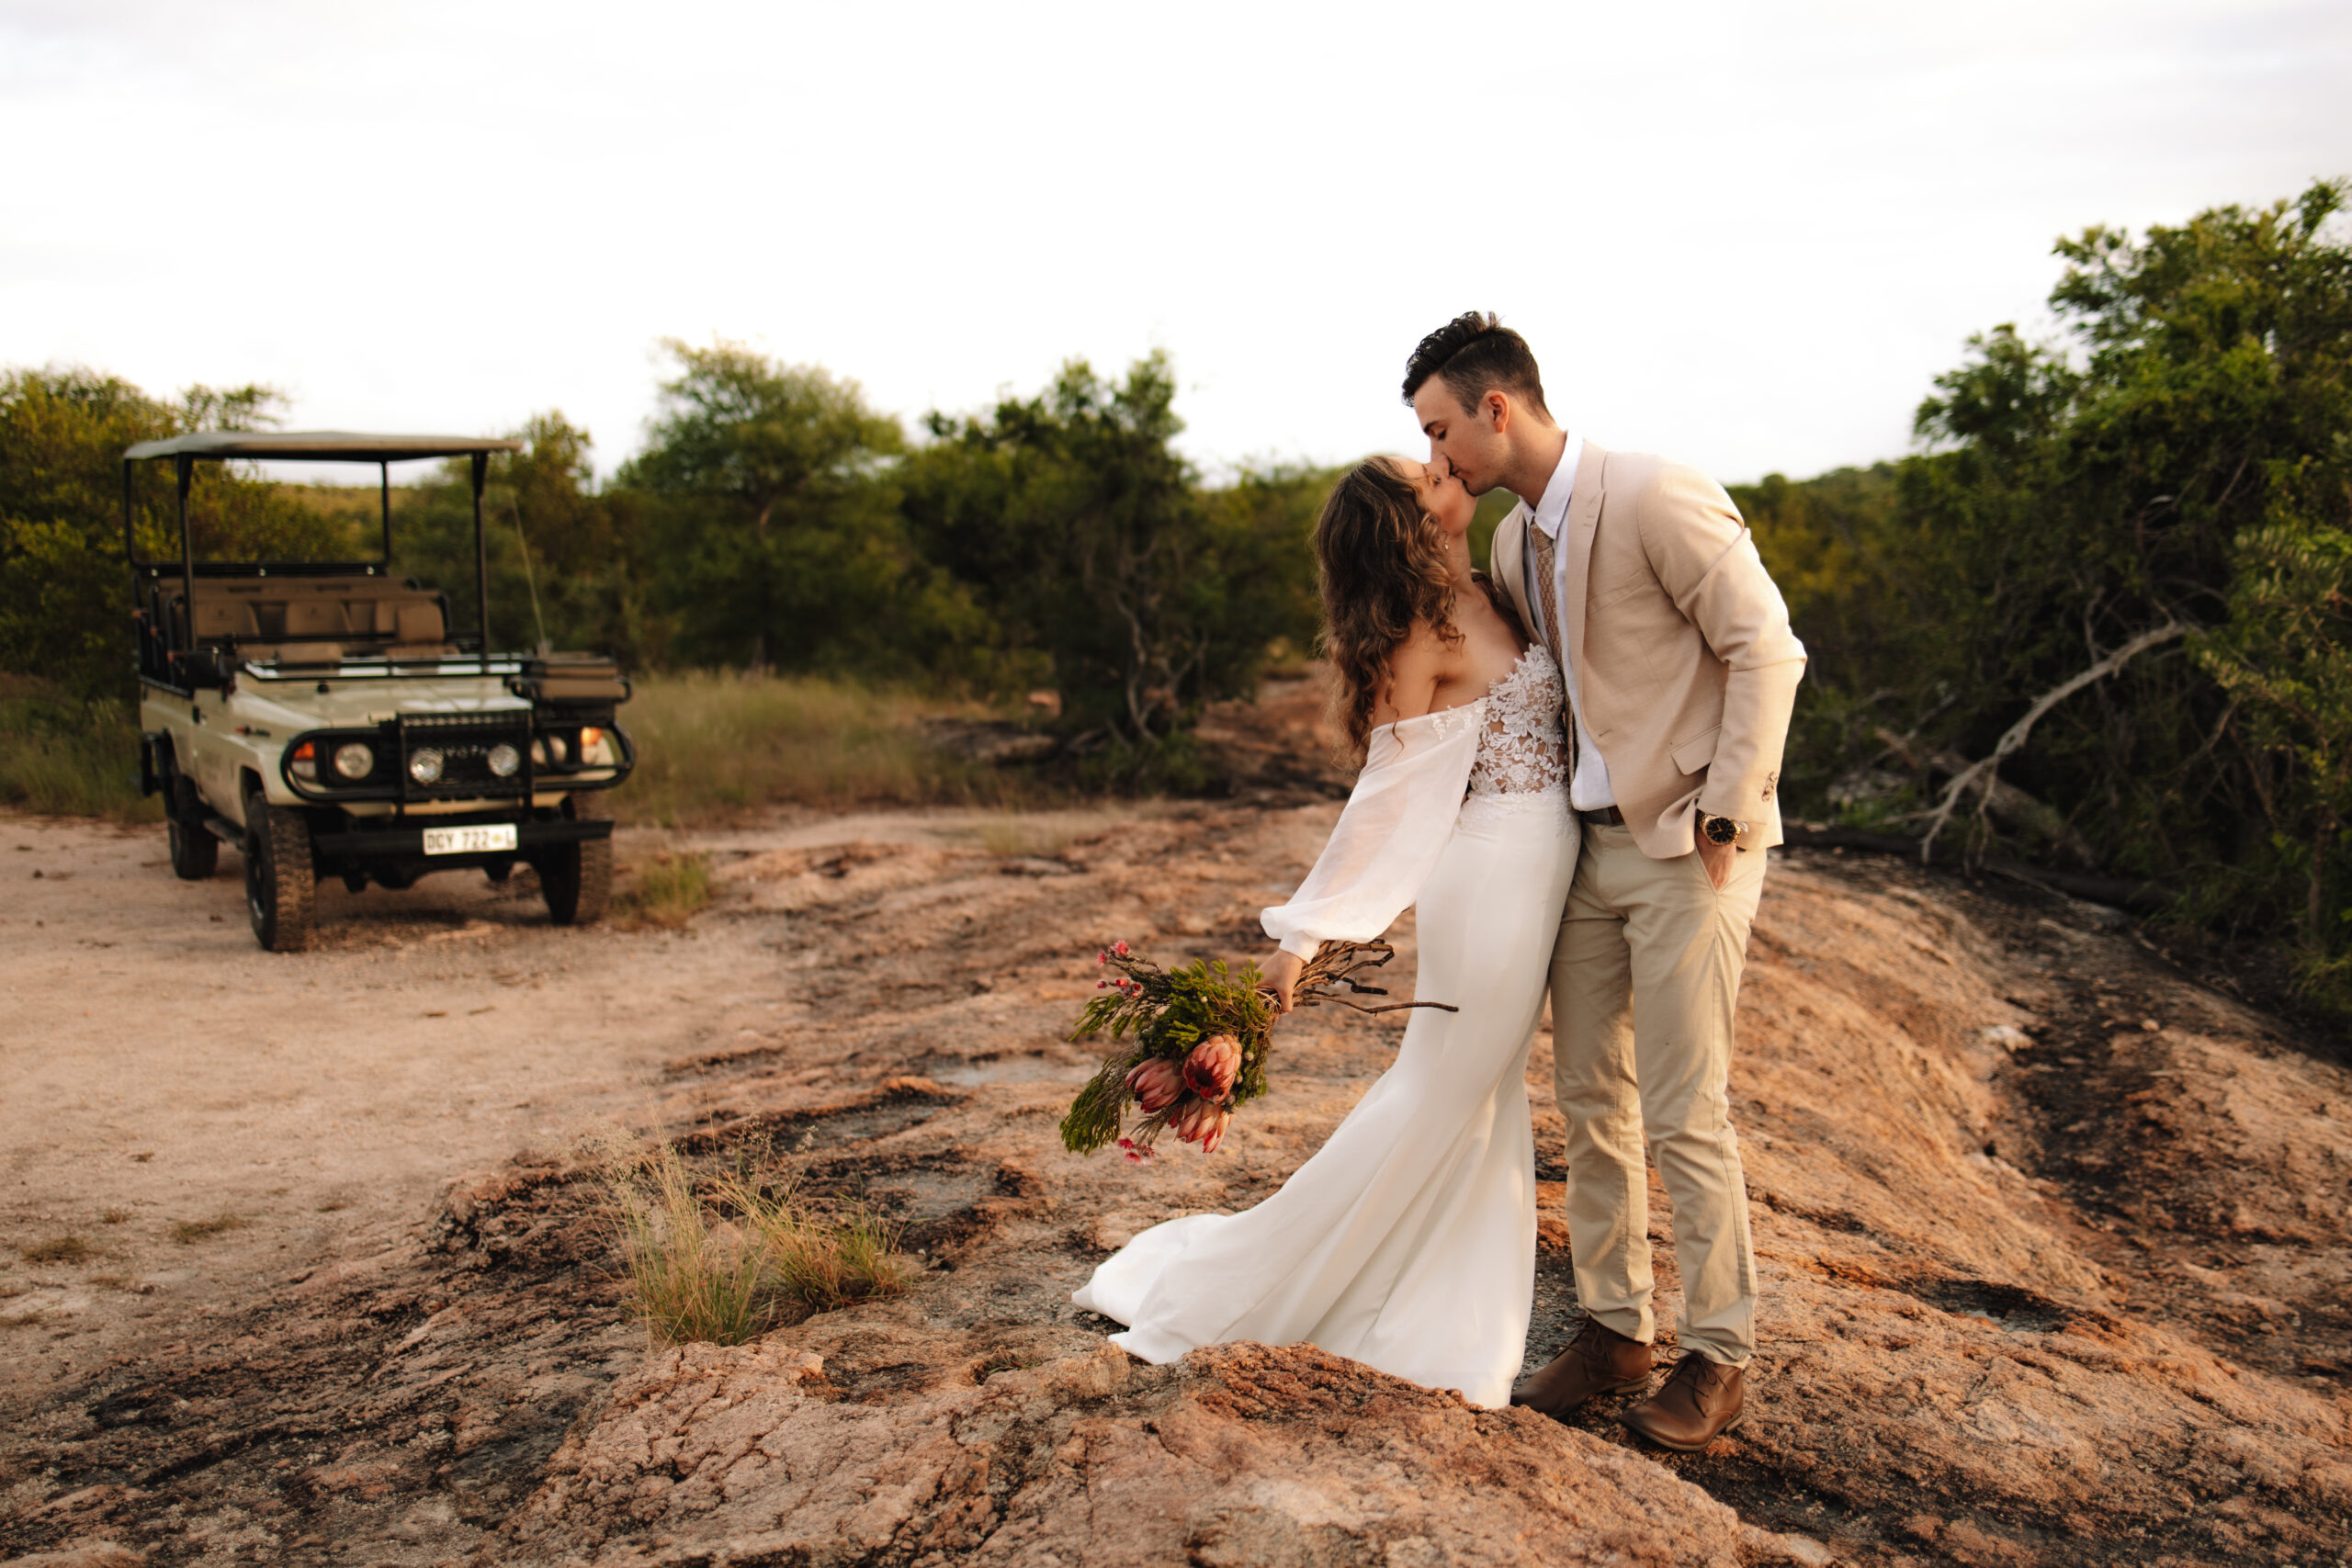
[614, 850, 715, 931]
[606, 1141, 915, 1347]
[613, 671, 1045, 824]
[608, 1144, 771, 1346]
[0, 680, 157, 820]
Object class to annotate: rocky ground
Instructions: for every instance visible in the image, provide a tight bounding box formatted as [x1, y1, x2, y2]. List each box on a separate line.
[3, 680, 2349, 1566]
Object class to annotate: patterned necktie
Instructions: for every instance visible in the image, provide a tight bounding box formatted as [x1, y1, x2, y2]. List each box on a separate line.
[1526, 519, 1564, 662]
[1524, 519, 1579, 776]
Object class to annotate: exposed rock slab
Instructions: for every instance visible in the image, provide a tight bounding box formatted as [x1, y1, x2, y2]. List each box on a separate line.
[503, 1339, 1743, 1567]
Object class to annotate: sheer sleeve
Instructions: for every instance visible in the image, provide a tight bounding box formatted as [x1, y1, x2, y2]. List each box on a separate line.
[1260, 700, 1487, 960]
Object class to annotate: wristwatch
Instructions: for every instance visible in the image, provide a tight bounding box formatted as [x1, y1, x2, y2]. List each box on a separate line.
[1699, 811, 1748, 847]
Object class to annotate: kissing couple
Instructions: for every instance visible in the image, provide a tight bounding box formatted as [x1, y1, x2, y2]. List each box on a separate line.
[1074, 312, 1807, 1453]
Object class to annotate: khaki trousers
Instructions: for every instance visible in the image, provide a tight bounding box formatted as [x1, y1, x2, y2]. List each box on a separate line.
[1550, 821, 1762, 1366]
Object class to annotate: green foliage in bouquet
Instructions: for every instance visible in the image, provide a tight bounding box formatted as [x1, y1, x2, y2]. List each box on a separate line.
[1059, 940, 1449, 1162]
[1060, 944, 1272, 1156]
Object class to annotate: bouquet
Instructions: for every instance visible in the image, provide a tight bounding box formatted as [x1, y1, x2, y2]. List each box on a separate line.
[1058, 939, 1454, 1165]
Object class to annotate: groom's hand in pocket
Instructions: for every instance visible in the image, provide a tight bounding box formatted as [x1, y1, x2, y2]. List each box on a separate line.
[1696, 833, 1736, 892]
[1261, 949, 1303, 1015]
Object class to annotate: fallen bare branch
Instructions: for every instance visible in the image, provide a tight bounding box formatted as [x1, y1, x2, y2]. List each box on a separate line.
[1919, 622, 2191, 863]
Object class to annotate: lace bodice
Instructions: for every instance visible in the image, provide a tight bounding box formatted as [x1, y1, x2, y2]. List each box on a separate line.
[1466, 648, 1568, 797]
[1260, 645, 1574, 961]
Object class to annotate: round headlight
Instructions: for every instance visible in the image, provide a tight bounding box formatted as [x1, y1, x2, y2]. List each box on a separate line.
[486, 742, 520, 779]
[408, 747, 445, 785]
[333, 741, 374, 781]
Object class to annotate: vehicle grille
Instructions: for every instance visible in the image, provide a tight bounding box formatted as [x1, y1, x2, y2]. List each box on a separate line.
[401, 712, 531, 799]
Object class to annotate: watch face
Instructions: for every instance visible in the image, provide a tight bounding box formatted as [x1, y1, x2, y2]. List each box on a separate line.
[1705, 817, 1738, 845]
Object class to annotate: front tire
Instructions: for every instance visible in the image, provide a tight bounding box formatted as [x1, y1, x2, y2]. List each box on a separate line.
[243, 789, 316, 953]
[539, 799, 612, 927]
[166, 775, 218, 881]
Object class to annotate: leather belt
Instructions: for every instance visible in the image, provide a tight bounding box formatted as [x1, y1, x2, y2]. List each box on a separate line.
[1578, 806, 1626, 827]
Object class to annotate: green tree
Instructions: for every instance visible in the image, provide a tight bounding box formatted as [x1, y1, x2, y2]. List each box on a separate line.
[1732, 463, 1907, 811]
[394, 412, 673, 667]
[0, 367, 342, 697]
[2193, 519, 2352, 964]
[621, 339, 923, 672]
[901, 355, 1316, 743]
[1754, 179, 2352, 1006]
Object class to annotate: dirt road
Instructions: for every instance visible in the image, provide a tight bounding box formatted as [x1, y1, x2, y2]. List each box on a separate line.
[0, 807, 1139, 1405]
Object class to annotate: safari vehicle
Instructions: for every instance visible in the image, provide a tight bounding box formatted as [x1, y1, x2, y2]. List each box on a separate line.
[124, 432, 636, 951]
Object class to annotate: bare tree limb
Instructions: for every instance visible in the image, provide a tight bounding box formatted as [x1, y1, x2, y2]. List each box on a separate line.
[1919, 621, 2192, 863]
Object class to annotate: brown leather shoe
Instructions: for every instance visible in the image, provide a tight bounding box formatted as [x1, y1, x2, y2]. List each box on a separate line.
[1619, 1353, 1745, 1452]
[1510, 1317, 1654, 1416]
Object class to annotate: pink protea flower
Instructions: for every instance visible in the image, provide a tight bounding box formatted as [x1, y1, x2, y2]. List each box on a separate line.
[1125, 1056, 1184, 1114]
[1098, 952, 1108, 965]
[1117, 1136, 1155, 1167]
[1170, 1096, 1224, 1145]
[1182, 1033, 1241, 1100]
[1114, 941, 1130, 956]
[1198, 1108, 1233, 1155]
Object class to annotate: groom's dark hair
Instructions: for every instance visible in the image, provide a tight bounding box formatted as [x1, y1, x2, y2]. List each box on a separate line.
[1402, 311, 1551, 419]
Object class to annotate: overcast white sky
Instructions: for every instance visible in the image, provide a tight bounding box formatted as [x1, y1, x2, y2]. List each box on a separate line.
[4, 0, 2346, 485]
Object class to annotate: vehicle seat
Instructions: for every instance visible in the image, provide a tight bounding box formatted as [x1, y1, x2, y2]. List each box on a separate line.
[388, 600, 448, 656]
[283, 600, 345, 639]
[188, 597, 257, 642]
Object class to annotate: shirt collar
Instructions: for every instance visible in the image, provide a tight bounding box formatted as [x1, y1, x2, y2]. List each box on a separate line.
[1529, 431, 1584, 540]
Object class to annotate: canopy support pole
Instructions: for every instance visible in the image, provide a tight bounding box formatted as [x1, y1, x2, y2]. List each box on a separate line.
[379, 461, 392, 569]
[176, 456, 195, 653]
[471, 451, 491, 670]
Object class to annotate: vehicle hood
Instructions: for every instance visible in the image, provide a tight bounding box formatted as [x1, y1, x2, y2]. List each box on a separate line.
[228, 671, 529, 736]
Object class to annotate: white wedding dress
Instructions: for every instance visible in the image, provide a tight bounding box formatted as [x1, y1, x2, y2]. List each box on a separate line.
[1072, 649, 1578, 1408]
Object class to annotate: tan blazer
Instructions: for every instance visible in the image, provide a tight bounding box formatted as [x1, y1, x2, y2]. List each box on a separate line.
[1491, 440, 1806, 860]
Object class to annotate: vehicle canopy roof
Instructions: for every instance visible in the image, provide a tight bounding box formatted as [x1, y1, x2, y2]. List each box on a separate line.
[123, 432, 522, 463]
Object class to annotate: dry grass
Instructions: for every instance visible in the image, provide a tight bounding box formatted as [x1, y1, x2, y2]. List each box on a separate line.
[614, 671, 1046, 826]
[974, 811, 1127, 859]
[605, 1142, 914, 1348]
[19, 1235, 92, 1265]
[973, 1348, 1035, 1380]
[100, 1207, 131, 1225]
[615, 850, 714, 931]
[0, 681, 159, 821]
[168, 1213, 247, 1245]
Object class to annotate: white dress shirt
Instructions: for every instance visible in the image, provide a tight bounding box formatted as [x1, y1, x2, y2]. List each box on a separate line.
[1524, 434, 1616, 810]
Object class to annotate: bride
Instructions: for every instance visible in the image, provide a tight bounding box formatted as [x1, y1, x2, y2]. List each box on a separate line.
[1072, 454, 1577, 1408]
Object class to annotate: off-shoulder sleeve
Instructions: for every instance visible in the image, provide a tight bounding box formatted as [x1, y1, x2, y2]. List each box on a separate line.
[1260, 700, 1487, 960]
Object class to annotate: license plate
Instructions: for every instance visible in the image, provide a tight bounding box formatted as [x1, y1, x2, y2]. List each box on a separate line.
[422, 824, 517, 856]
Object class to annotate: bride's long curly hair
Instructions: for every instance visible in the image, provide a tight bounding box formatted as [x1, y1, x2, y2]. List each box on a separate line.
[1313, 458, 1463, 759]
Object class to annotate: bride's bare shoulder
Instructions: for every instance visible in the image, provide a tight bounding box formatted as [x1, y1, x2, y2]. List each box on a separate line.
[1373, 622, 1452, 725]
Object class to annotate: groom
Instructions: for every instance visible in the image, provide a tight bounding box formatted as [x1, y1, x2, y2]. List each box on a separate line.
[1404, 312, 1804, 1450]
